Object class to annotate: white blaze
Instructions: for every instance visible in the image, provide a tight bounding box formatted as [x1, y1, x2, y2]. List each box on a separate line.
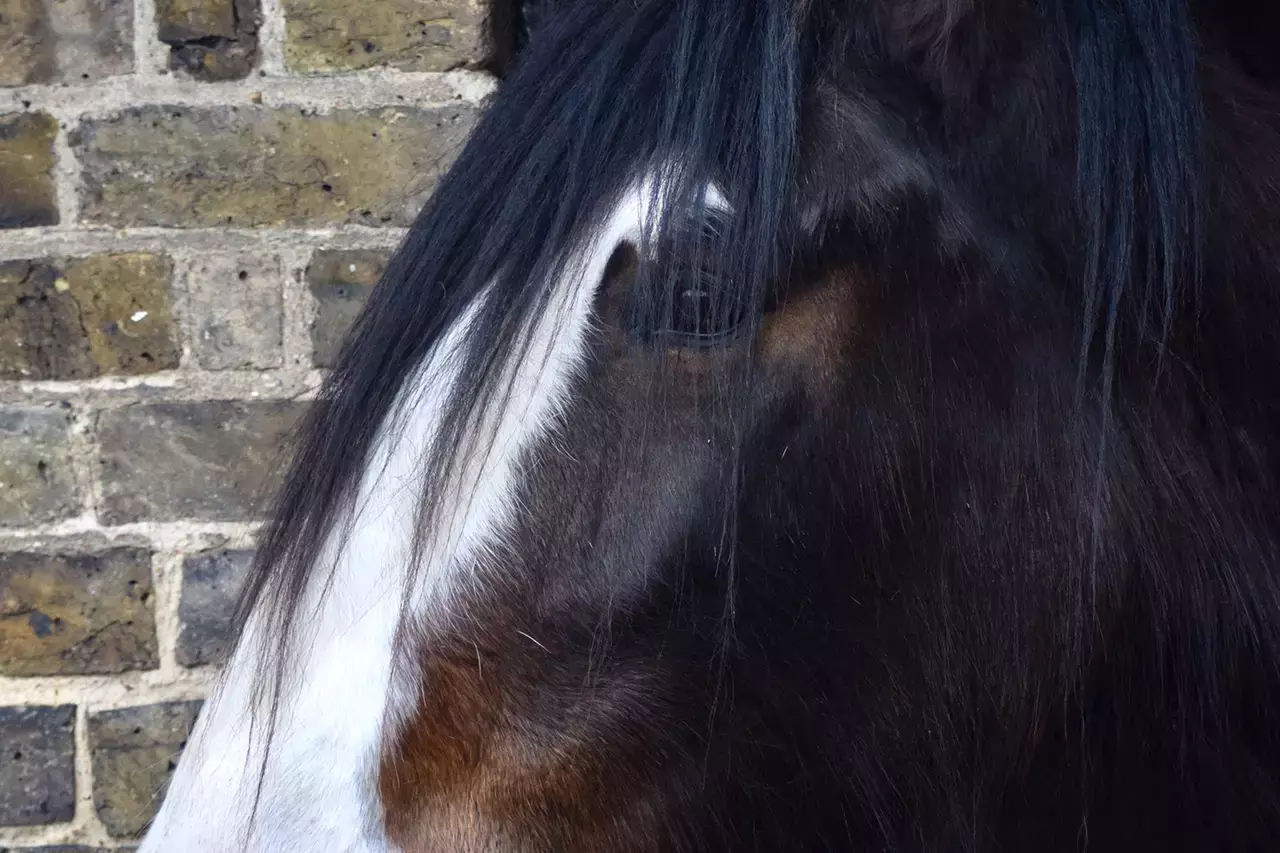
[137, 180, 668, 853]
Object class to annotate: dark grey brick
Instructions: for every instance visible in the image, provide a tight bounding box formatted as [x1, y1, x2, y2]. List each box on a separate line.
[156, 0, 258, 81]
[183, 255, 283, 370]
[96, 401, 305, 524]
[89, 701, 202, 838]
[306, 249, 388, 368]
[0, 407, 81, 528]
[0, 705, 75, 826]
[176, 548, 252, 667]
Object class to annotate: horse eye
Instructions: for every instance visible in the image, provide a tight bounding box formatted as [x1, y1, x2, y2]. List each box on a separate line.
[663, 270, 745, 346]
[628, 218, 750, 349]
[672, 288, 712, 336]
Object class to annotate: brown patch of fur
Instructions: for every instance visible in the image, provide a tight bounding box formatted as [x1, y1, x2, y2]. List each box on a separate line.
[759, 264, 861, 396]
[379, 600, 686, 853]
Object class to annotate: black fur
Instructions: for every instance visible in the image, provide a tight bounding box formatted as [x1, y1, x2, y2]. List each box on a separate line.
[232, 0, 1280, 849]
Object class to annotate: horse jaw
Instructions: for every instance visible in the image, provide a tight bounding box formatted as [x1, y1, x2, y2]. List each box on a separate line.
[135, 181, 662, 853]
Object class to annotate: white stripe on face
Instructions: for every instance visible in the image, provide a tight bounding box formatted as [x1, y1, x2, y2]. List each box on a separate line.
[136, 176, 673, 853]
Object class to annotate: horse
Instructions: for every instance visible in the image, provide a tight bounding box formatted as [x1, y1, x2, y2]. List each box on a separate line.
[137, 0, 1280, 850]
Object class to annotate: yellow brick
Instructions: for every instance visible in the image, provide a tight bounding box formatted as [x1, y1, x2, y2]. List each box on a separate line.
[72, 105, 480, 227]
[284, 0, 483, 73]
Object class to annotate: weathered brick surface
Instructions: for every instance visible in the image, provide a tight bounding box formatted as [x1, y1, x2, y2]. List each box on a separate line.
[0, 113, 58, 229]
[72, 105, 479, 228]
[176, 548, 251, 666]
[184, 255, 283, 370]
[156, 0, 258, 80]
[0, 840, 126, 845]
[89, 701, 201, 838]
[283, 0, 482, 73]
[0, 254, 179, 380]
[0, 548, 157, 676]
[0, 0, 132, 86]
[0, 840, 128, 845]
[96, 401, 304, 523]
[0, 406, 81, 527]
[156, 0, 232, 41]
[307, 249, 387, 367]
[0, 705, 75, 826]
[0, 0, 53, 86]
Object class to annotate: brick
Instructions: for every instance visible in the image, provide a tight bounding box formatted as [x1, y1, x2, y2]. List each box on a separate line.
[284, 0, 482, 73]
[176, 548, 251, 667]
[157, 0, 232, 39]
[89, 701, 201, 838]
[71, 105, 478, 228]
[0, 847, 124, 852]
[96, 401, 304, 523]
[0, 847, 123, 852]
[0, 0, 131, 86]
[0, 406, 81, 527]
[0, 253, 179, 380]
[0, 847, 129, 852]
[0, 112, 57, 229]
[156, 0, 258, 81]
[307, 249, 387, 367]
[43, 0, 133, 83]
[0, 705, 75, 826]
[0, 548, 157, 676]
[0, 0, 54, 86]
[184, 255, 282, 369]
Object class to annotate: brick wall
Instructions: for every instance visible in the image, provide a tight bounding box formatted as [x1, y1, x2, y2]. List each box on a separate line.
[0, 0, 499, 845]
